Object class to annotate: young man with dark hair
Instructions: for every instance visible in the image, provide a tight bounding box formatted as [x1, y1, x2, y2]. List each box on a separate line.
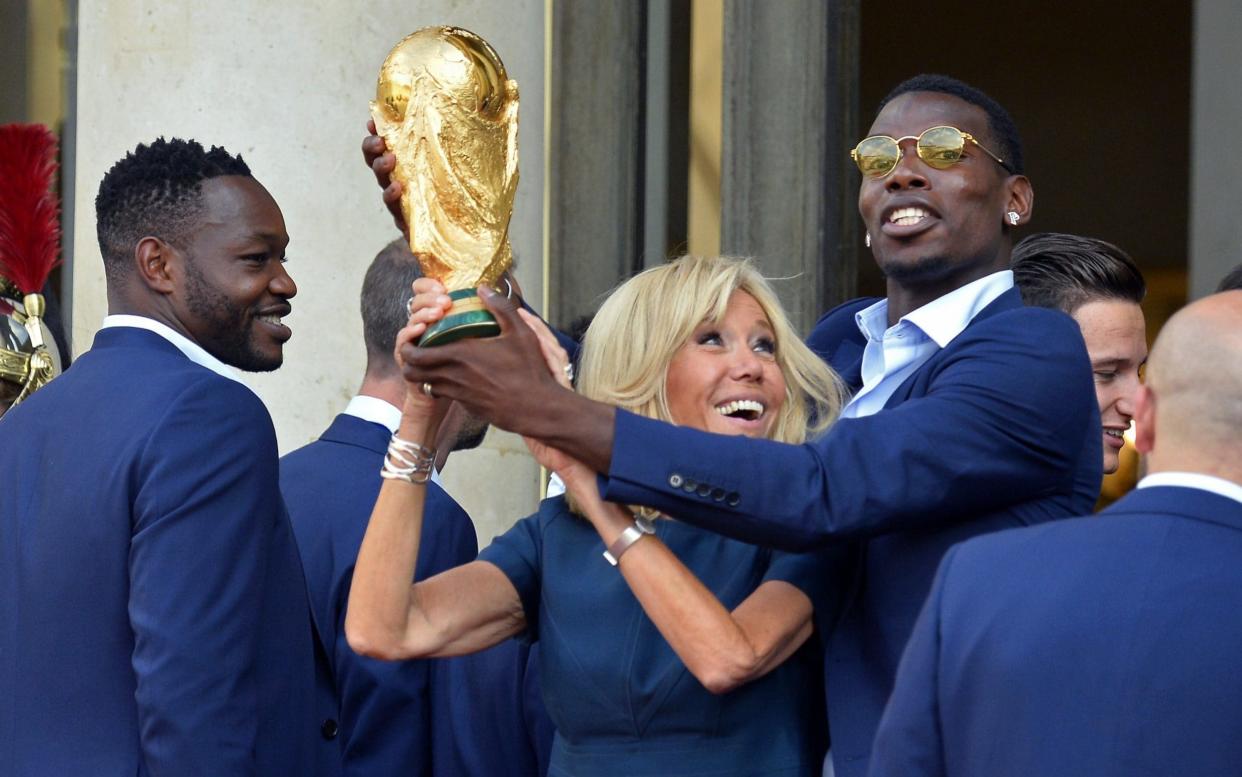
[367, 74, 1099, 776]
[0, 138, 337, 776]
[1012, 232, 1148, 474]
[871, 291, 1242, 777]
[280, 238, 553, 776]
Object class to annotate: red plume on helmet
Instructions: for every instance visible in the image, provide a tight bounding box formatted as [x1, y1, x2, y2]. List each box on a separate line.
[0, 124, 62, 295]
[0, 124, 64, 412]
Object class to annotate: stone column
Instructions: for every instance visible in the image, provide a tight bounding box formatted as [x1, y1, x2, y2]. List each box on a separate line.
[546, 2, 646, 330]
[1189, 0, 1242, 298]
[720, 0, 859, 331]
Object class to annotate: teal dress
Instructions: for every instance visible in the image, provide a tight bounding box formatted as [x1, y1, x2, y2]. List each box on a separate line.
[477, 496, 831, 777]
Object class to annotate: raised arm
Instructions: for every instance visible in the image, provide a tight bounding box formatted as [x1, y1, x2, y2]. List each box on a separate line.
[600, 307, 1099, 548]
[344, 322, 526, 662]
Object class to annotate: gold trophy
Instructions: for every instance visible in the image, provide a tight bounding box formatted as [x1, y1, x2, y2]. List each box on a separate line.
[372, 26, 519, 346]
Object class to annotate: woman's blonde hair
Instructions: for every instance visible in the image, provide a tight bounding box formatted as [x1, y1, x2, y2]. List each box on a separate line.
[576, 255, 845, 445]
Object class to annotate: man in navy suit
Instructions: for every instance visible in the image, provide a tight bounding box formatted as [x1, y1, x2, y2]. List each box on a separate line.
[0, 138, 337, 775]
[384, 74, 1100, 777]
[871, 290, 1242, 777]
[280, 238, 552, 776]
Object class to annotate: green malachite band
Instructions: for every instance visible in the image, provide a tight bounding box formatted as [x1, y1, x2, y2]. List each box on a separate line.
[418, 288, 500, 346]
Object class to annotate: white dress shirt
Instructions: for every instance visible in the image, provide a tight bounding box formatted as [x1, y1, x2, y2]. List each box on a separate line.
[101, 314, 241, 384]
[344, 394, 442, 486]
[840, 270, 1014, 419]
[1137, 471, 1242, 506]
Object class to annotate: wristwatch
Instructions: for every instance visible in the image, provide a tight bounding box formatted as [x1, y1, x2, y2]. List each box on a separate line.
[602, 515, 656, 566]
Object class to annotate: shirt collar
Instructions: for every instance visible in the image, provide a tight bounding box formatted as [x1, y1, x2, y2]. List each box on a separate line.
[344, 394, 402, 434]
[853, 270, 1014, 348]
[1138, 472, 1242, 505]
[101, 314, 240, 383]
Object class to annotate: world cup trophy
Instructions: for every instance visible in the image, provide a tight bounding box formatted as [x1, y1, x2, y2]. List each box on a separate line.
[371, 26, 519, 346]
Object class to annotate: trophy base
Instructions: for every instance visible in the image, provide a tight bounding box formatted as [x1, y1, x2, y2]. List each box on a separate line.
[419, 288, 500, 347]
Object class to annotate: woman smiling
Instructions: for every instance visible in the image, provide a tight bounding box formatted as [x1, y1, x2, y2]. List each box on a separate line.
[346, 255, 845, 776]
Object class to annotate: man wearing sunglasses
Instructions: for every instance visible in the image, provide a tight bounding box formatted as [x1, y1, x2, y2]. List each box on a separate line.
[373, 74, 1099, 777]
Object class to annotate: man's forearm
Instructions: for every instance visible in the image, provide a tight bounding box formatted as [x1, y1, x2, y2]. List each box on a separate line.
[525, 389, 616, 475]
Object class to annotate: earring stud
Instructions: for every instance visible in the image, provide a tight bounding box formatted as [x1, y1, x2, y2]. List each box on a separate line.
[864, 232, 871, 248]
[1007, 211, 1020, 226]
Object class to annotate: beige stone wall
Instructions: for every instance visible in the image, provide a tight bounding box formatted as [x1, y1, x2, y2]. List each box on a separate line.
[71, 0, 548, 544]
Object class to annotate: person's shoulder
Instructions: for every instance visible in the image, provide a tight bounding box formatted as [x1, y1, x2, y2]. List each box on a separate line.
[807, 296, 879, 359]
[945, 300, 1087, 376]
[949, 513, 1131, 578]
[425, 479, 475, 526]
[146, 373, 275, 459]
[964, 297, 1082, 347]
[179, 371, 269, 420]
[811, 296, 880, 332]
[279, 429, 336, 463]
[500, 494, 581, 541]
[535, 494, 577, 528]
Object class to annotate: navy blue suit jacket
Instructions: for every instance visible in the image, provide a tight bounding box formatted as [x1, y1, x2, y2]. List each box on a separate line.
[601, 288, 1101, 777]
[0, 328, 337, 776]
[871, 485, 1242, 777]
[280, 412, 553, 777]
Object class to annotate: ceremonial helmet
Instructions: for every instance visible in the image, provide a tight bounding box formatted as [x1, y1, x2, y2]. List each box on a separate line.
[0, 124, 64, 416]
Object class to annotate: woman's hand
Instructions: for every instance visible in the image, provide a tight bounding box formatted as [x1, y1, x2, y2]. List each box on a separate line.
[515, 309, 592, 487]
[395, 284, 453, 429]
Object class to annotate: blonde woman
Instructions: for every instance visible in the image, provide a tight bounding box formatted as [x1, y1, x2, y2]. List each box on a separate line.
[346, 256, 846, 776]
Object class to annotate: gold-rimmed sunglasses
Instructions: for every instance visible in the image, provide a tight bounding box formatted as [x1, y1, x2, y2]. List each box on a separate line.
[850, 125, 1012, 178]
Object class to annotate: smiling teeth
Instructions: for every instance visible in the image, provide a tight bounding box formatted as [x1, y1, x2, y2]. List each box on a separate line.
[1105, 429, 1124, 438]
[889, 207, 929, 226]
[715, 399, 765, 418]
[258, 314, 283, 325]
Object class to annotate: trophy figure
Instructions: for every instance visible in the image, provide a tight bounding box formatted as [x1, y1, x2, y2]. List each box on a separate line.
[372, 26, 519, 346]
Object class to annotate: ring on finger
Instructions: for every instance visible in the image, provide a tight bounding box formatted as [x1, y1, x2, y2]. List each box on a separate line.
[422, 382, 435, 398]
[406, 296, 415, 317]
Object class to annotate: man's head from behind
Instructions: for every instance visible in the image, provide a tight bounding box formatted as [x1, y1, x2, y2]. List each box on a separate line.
[362, 239, 488, 453]
[1012, 232, 1148, 474]
[95, 138, 295, 371]
[856, 74, 1032, 290]
[1133, 291, 1242, 483]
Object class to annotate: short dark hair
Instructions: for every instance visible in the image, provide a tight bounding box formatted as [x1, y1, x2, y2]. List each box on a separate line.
[1217, 263, 1242, 293]
[361, 238, 424, 363]
[1011, 232, 1146, 315]
[879, 74, 1024, 175]
[95, 138, 251, 282]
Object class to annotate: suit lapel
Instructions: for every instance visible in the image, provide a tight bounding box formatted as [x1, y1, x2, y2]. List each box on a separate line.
[881, 287, 1025, 409]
